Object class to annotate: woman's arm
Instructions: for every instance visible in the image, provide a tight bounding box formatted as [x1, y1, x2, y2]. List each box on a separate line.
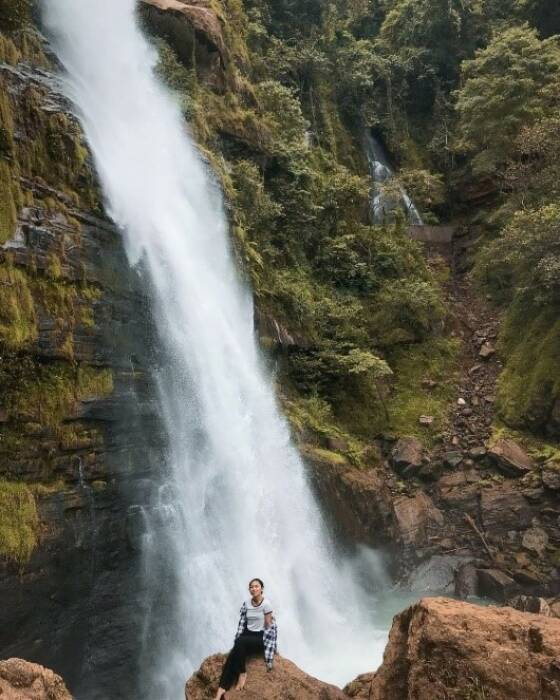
[264, 612, 273, 629]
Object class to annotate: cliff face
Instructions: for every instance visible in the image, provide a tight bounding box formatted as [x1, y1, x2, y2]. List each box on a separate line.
[0, 26, 163, 699]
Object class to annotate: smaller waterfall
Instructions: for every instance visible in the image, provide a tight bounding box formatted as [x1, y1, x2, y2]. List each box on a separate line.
[366, 132, 423, 226]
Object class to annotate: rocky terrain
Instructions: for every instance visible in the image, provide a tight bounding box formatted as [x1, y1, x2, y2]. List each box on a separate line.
[185, 655, 348, 700]
[307, 239, 560, 602]
[182, 597, 560, 700]
[360, 597, 560, 700]
[1, 1, 559, 699]
[0, 658, 72, 699]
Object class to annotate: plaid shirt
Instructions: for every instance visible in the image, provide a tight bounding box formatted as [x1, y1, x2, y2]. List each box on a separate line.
[235, 601, 278, 670]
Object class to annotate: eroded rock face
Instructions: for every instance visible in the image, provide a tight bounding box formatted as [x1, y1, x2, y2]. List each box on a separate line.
[185, 655, 347, 700]
[0, 658, 72, 700]
[141, 0, 225, 58]
[369, 597, 560, 700]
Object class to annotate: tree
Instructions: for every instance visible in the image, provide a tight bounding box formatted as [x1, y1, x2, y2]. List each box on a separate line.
[454, 26, 560, 174]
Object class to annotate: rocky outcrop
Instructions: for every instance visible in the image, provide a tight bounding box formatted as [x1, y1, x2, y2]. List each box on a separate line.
[0, 658, 72, 699]
[185, 655, 347, 699]
[141, 0, 225, 59]
[139, 0, 227, 88]
[305, 449, 394, 549]
[368, 597, 560, 700]
[488, 438, 535, 477]
[0, 31, 163, 699]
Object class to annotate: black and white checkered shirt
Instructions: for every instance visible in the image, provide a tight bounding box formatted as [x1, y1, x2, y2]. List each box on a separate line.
[235, 601, 278, 670]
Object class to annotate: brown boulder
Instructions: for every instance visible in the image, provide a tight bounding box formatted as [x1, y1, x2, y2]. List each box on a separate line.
[0, 659, 72, 699]
[488, 438, 535, 477]
[185, 654, 347, 699]
[369, 597, 560, 700]
[508, 595, 552, 617]
[390, 437, 424, 477]
[392, 492, 444, 549]
[343, 672, 374, 697]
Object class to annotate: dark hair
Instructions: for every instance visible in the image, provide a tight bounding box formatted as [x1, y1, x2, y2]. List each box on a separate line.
[249, 578, 264, 589]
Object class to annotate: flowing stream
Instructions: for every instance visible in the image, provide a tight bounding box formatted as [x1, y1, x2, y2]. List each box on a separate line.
[43, 1, 399, 696]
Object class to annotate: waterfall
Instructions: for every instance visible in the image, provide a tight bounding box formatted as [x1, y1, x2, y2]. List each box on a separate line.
[43, 1, 393, 696]
[366, 132, 423, 226]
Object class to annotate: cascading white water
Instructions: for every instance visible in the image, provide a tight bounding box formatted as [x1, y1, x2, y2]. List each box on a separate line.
[366, 132, 423, 226]
[43, 1, 399, 696]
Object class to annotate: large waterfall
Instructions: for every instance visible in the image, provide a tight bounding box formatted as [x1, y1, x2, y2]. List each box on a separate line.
[43, 1, 393, 696]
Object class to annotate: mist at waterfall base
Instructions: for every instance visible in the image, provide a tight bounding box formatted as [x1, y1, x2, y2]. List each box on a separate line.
[43, 1, 409, 696]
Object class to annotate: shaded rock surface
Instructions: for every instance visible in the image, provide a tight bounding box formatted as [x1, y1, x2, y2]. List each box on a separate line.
[0, 658, 72, 699]
[185, 655, 347, 699]
[0, 32, 164, 700]
[368, 597, 560, 700]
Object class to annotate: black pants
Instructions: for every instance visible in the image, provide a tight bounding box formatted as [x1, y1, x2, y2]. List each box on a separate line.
[219, 630, 264, 690]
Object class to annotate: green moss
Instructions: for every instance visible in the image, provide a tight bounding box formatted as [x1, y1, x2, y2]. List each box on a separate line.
[305, 446, 349, 467]
[0, 263, 37, 347]
[0, 35, 22, 65]
[497, 305, 560, 432]
[0, 161, 17, 244]
[0, 480, 38, 564]
[5, 363, 113, 428]
[386, 336, 462, 444]
[489, 423, 560, 463]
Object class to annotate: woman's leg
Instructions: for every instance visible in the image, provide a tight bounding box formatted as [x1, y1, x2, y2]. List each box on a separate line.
[217, 638, 246, 694]
[235, 632, 264, 689]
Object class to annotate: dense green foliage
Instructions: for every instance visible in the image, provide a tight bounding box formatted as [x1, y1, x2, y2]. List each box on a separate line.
[145, 0, 560, 444]
[145, 0, 453, 450]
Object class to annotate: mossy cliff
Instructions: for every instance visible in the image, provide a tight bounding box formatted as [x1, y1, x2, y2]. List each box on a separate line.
[0, 11, 162, 696]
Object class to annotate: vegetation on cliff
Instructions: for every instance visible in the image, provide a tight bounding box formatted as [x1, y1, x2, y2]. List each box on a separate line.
[0, 13, 115, 564]
[140, 0, 560, 452]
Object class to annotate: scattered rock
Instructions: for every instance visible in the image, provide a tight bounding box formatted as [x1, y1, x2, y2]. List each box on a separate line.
[392, 492, 444, 549]
[487, 439, 535, 477]
[367, 597, 560, 700]
[522, 527, 549, 557]
[550, 600, 560, 618]
[542, 467, 560, 491]
[455, 561, 478, 599]
[390, 437, 424, 477]
[418, 415, 434, 426]
[477, 568, 518, 602]
[479, 342, 496, 359]
[469, 446, 487, 460]
[185, 655, 346, 699]
[0, 659, 72, 699]
[443, 451, 463, 468]
[457, 398, 467, 406]
[407, 555, 474, 595]
[508, 595, 551, 616]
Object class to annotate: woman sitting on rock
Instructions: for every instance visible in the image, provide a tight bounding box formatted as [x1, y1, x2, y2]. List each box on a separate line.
[214, 578, 277, 699]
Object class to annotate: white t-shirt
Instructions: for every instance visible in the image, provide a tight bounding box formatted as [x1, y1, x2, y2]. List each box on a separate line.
[245, 597, 273, 632]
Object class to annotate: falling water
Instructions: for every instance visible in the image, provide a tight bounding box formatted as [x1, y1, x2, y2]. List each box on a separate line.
[43, 1, 396, 696]
[366, 132, 423, 225]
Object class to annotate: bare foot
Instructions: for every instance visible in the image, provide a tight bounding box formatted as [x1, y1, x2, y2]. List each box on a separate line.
[236, 673, 247, 690]
[213, 688, 226, 700]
